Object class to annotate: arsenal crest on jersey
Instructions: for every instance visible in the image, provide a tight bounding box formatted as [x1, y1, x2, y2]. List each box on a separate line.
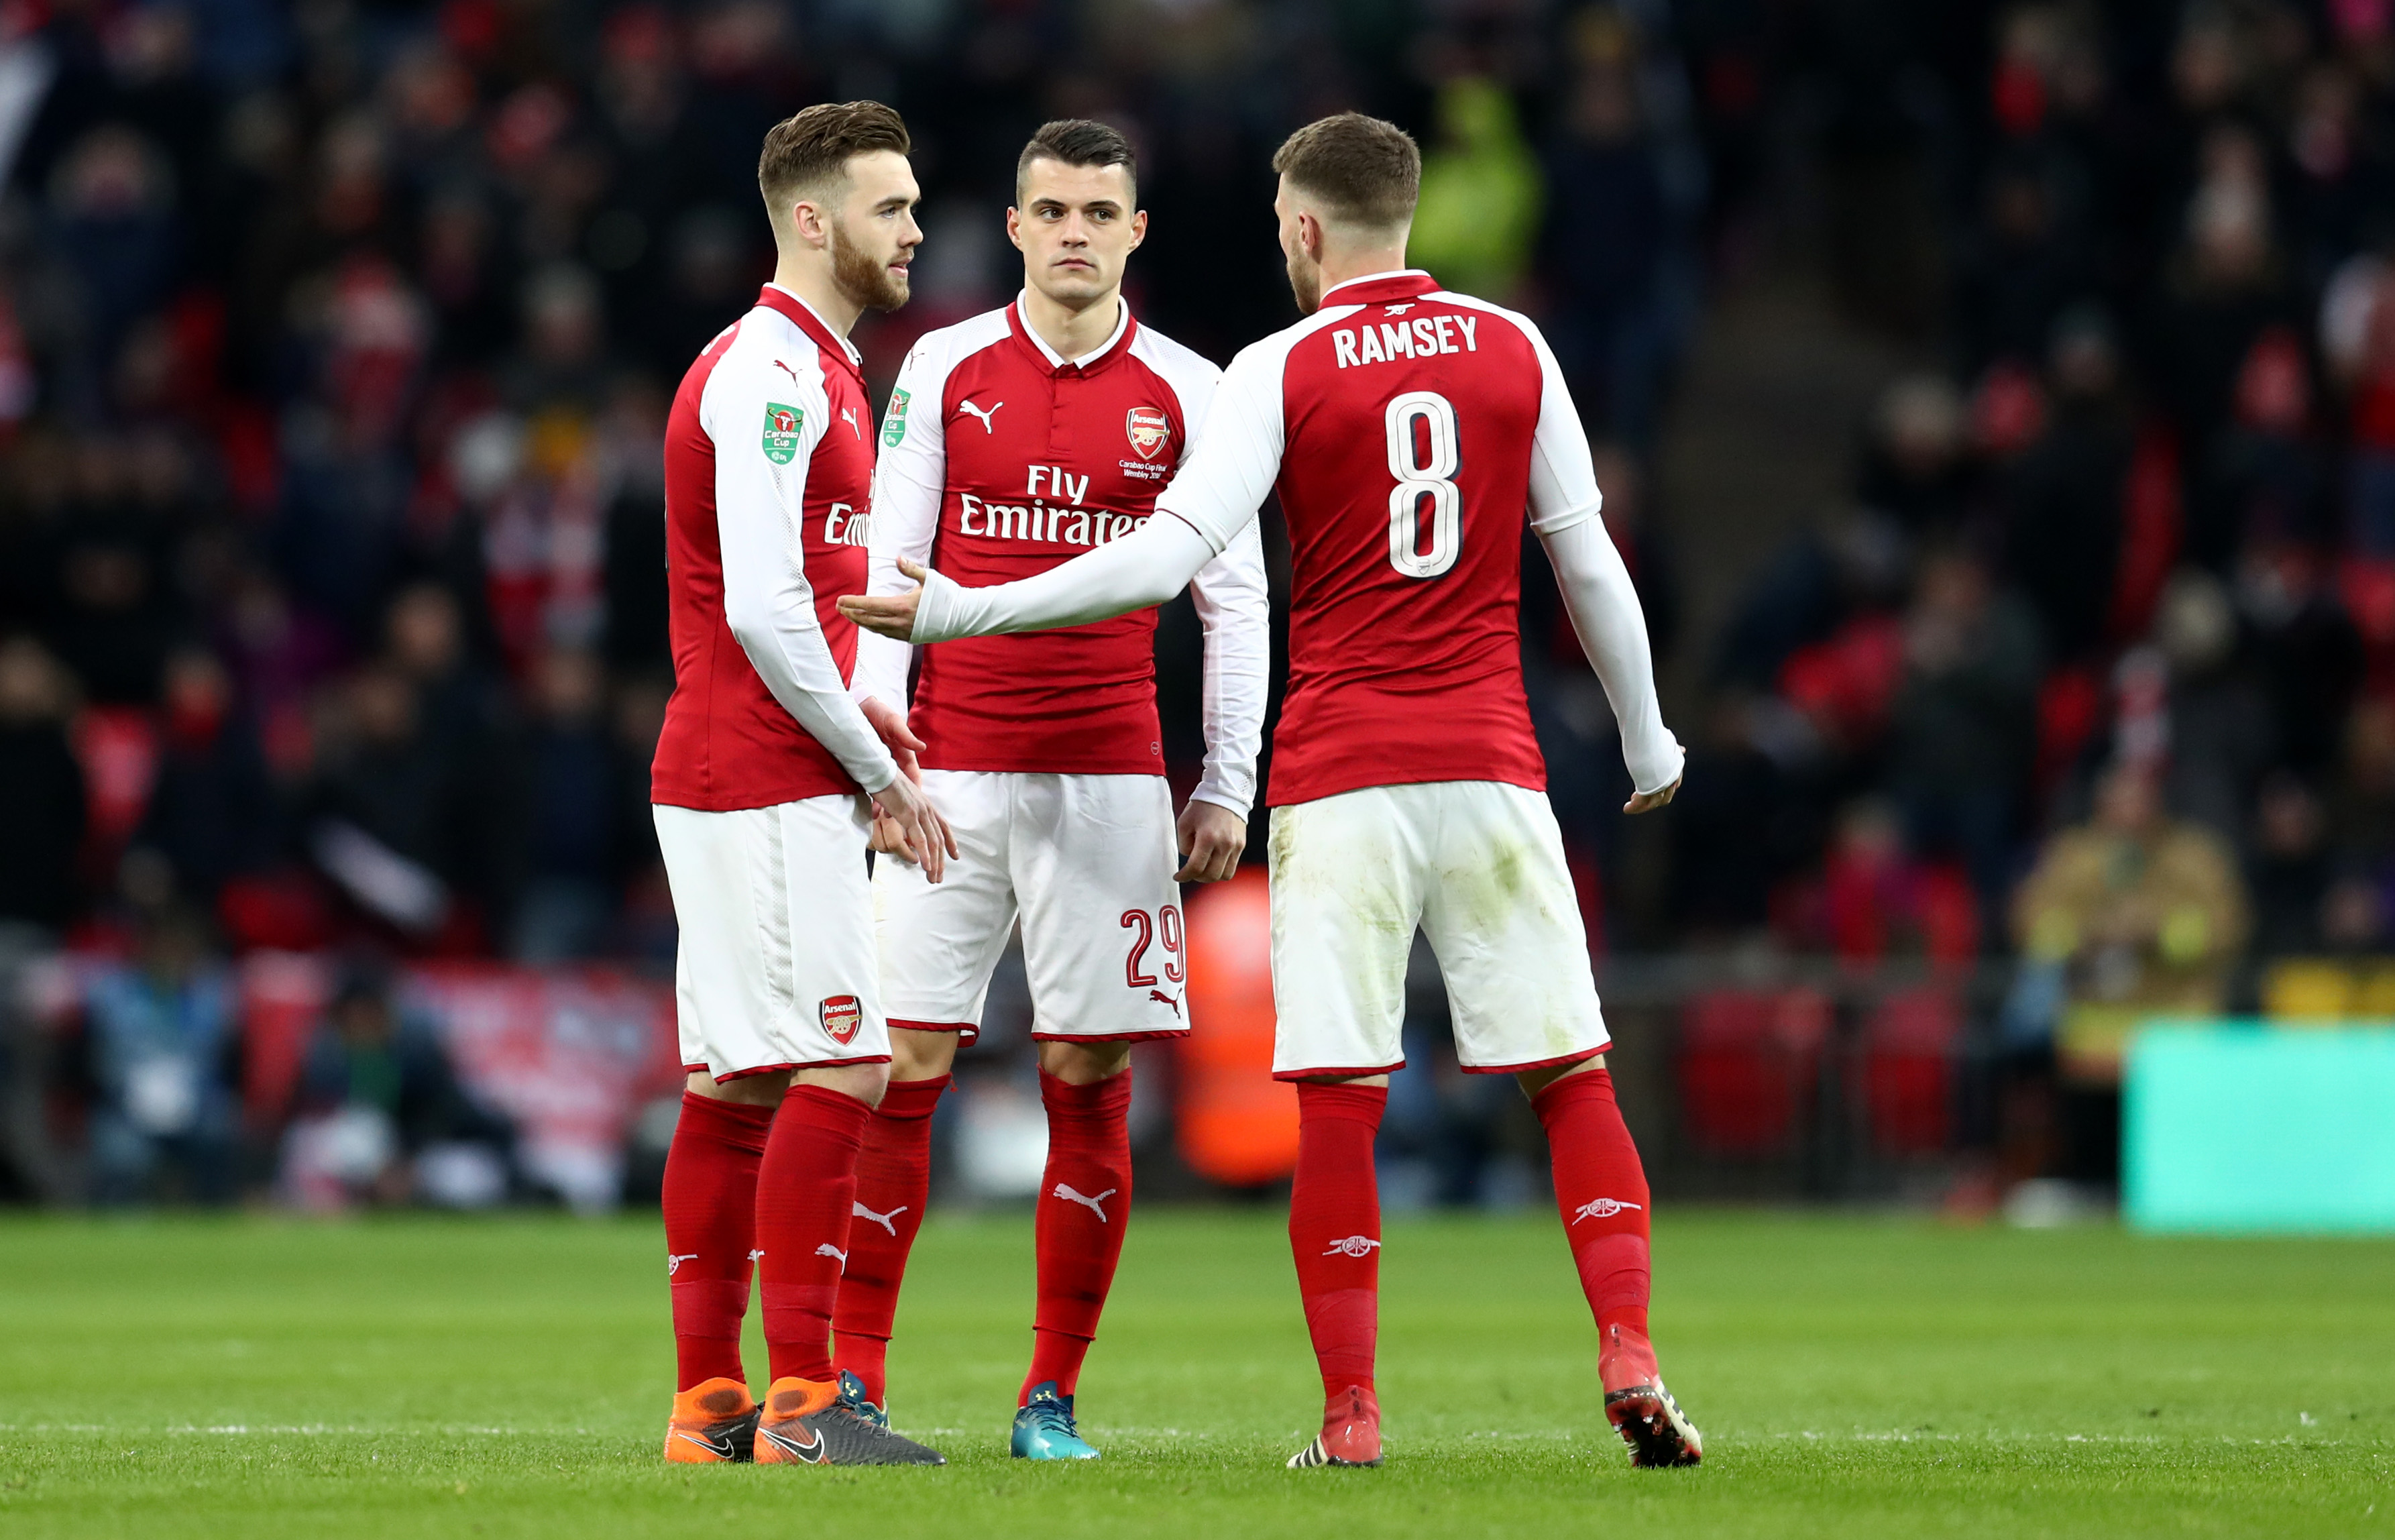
[1125, 406, 1170, 461]
[819, 994, 862, 1046]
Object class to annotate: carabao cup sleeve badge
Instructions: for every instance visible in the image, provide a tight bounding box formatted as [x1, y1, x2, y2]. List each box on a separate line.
[820, 994, 862, 1046]
[881, 388, 910, 447]
[762, 403, 803, 464]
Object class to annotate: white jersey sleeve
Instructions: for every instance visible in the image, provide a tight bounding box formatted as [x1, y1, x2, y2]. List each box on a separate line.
[1135, 332, 1270, 819]
[704, 337, 898, 795]
[907, 327, 1309, 645]
[855, 332, 956, 716]
[1517, 318, 1683, 795]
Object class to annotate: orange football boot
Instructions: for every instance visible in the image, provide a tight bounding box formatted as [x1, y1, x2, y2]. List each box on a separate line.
[663, 1377, 759, 1463]
[753, 1372, 946, 1466]
[1287, 1384, 1383, 1468]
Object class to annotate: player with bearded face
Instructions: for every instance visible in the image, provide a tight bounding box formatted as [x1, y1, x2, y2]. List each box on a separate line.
[649, 99, 954, 1470]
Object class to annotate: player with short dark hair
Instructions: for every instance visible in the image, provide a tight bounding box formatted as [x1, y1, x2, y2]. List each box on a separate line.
[830, 117, 1269, 1460]
[652, 99, 954, 1470]
[841, 109, 1704, 1471]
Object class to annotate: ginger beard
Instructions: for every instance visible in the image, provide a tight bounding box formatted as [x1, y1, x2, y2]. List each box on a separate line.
[830, 214, 910, 313]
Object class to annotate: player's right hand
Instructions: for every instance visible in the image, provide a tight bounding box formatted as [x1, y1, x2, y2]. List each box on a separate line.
[870, 768, 959, 883]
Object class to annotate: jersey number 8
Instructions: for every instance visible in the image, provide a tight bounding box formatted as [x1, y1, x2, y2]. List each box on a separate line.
[1384, 390, 1461, 580]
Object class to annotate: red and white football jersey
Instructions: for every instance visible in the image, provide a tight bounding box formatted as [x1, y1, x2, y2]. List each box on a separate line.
[1154, 269, 1680, 808]
[651, 284, 895, 811]
[857, 296, 1268, 808]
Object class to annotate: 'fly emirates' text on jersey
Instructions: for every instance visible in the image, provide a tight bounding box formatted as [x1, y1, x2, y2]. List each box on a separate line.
[858, 298, 1266, 795]
[1163, 271, 1594, 806]
[652, 284, 897, 811]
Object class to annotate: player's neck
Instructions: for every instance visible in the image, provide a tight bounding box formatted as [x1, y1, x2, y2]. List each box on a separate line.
[769, 255, 863, 338]
[1021, 285, 1122, 364]
[1313, 245, 1411, 304]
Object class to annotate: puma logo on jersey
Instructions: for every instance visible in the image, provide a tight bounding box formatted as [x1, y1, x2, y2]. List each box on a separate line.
[667, 1253, 698, 1276]
[958, 399, 1003, 432]
[1331, 314, 1479, 370]
[1052, 1184, 1117, 1223]
[815, 1242, 848, 1264]
[1569, 1198, 1644, 1223]
[841, 406, 861, 438]
[1149, 988, 1182, 1018]
[852, 1201, 907, 1237]
[773, 359, 803, 386]
[1321, 1235, 1382, 1257]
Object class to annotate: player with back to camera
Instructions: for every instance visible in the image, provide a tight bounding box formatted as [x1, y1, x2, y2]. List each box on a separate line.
[840, 111, 1704, 1471]
[830, 119, 1270, 1460]
[649, 99, 958, 1470]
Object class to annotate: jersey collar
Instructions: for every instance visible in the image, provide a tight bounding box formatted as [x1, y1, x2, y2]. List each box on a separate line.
[1319, 269, 1440, 308]
[756, 284, 865, 380]
[1008, 292, 1137, 375]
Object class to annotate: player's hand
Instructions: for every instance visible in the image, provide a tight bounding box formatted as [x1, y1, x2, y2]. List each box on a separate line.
[838, 559, 928, 641]
[1175, 799, 1246, 882]
[859, 696, 926, 783]
[871, 768, 958, 883]
[1623, 775, 1682, 816]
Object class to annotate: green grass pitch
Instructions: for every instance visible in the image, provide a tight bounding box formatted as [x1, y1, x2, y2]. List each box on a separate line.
[0, 1209, 2388, 1538]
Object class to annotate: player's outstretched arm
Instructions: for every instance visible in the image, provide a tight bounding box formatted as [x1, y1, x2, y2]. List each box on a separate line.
[838, 512, 1220, 642]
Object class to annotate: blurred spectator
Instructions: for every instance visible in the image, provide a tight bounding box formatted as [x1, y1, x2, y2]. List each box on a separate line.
[1777, 798, 1977, 967]
[131, 647, 277, 903]
[2150, 570, 2274, 840]
[281, 959, 512, 1210]
[2013, 762, 2250, 1080]
[1855, 375, 1971, 539]
[1410, 78, 1543, 305]
[0, 639, 87, 931]
[511, 648, 634, 962]
[82, 905, 238, 1205]
[1999, 309, 2133, 663]
[2246, 773, 2332, 961]
[1884, 549, 2042, 921]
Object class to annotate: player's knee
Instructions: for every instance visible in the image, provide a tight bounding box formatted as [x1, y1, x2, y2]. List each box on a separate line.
[1038, 1038, 1133, 1085]
[889, 1026, 963, 1082]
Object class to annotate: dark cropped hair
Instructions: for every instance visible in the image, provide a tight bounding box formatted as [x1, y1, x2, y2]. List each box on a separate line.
[1016, 118, 1137, 205]
[758, 101, 910, 209]
[1270, 111, 1421, 230]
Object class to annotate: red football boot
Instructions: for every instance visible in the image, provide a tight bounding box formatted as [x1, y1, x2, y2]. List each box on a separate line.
[1286, 1384, 1383, 1468]
[1600, 1323, 1703, 1468]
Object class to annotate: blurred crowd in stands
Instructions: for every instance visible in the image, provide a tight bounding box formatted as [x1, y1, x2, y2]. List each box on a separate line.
[7, 0, 2395, 1205]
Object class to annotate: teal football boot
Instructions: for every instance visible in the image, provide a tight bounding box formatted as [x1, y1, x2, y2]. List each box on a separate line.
[1010, 1382, 1101, 1460]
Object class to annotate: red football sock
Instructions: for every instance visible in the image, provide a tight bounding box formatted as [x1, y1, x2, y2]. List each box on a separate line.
[1021, 1067, 1134, 1402]
[831, 1073, 947, 1405]
[661, 1091, 774, 1391]
[1533, 1068, 1652, 1341]
[1288, 1082, 1386, 1404]
[755, 1083, 873, 1384]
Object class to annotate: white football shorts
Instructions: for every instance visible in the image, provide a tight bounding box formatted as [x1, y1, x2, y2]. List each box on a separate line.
[1268, 779, 1611, 1079]
[873, 769, 1188, 1042]
[654, 795, 888, 1079]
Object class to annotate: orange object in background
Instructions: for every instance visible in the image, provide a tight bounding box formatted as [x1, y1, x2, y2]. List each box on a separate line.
[1175, 867, 1298, 1185]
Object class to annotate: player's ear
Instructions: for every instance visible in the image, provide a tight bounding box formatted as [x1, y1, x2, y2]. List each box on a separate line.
[1005, 206, 1025, 252]
[1127, 209, 1148, 252]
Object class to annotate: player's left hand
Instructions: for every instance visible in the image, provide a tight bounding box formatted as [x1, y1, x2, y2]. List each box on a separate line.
[1623, 775, 1682, 816]
[1175, 799, 1247, 882]
[838, 559, 928, 641]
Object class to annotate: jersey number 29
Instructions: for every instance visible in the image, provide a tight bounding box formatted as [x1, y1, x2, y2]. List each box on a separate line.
[1385, 390, 1461, 580]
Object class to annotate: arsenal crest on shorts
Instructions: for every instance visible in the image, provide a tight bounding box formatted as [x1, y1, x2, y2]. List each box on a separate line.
[1125, 406, 1170, 460]
[820, 994, 862, 1046]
